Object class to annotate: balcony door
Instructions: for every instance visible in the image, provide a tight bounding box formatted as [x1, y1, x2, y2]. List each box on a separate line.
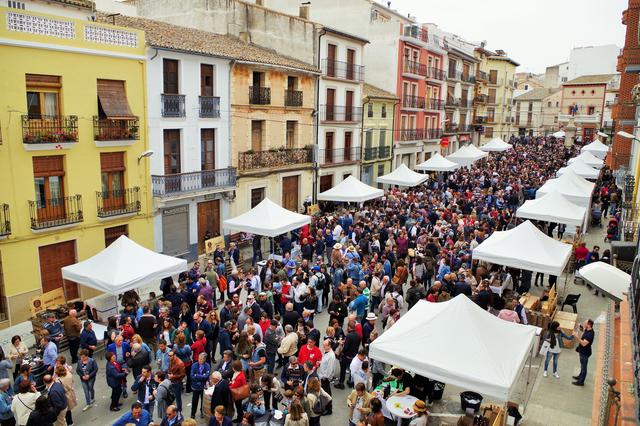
[251, 121, 263, 152]
[282, 176, 299, 212]
[33, 156, 65, 223]
[100, 152, 125, 213]
[345, 91, 354, 121]
[344, 131, 352, 161]
[26, 74, 62, 139]
[163, 59, 179, 94]
[346, 48, 355, 80]
[197, 200, 220, 253]
[326, 89, 335, 121]
[201, 129, 216, 170]
[200, 64, 214, 96]
[327, 43, 337, 77]
[325, 132, 334, 164]
[163, 129, 181, 193]
[38, 240, 78, 300]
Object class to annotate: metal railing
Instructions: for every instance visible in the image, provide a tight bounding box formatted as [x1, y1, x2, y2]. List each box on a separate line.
[629, 257, 640, 422]
[96, 187, 141, 217]
[448, 69, 462, 80]
[199, 96, 221, 118]
[22, 115, 78, 144]
[446, 96, 461, 107]
[444, 123, 458, 133]
[402, 95, 425, 109]
[363, 146, 391, 161]
[461, 98, 473, 108]
[474, 116, 488, 124]
[152, 168, 237, 197]
[596, 302, 615, 426]
[403, 25, 428, 43]
[426, 98, 445, 110]
[403, 59, 428, 77]
[426, 128, 443, 139]
[93, 117, 139, 141]
[474, 94, 489, 103]
[427, 67, 446, 81]
[249, 86, 271, 105]
[488, 75, 498, 85]
[321, 59, 365, 81]
[476, 71, 488, 81]
[459, 124, 473, 132]
[284, 90, 303, 107]
[239, 148, 312, 171]
[319, 105, 363, 122]
[318, 147, 361, 165]
[0, 204, 9, 237]
[463, 74, 476, 84]
[396, 128, 425, 141]
[161, 94, 186, 117]
[28, 195, 83, 230]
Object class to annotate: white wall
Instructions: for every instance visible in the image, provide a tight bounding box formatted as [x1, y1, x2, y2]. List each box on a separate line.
[568, 45, 620, 80]
[22, 0, 92, 19]
[95, 0, 137, 16]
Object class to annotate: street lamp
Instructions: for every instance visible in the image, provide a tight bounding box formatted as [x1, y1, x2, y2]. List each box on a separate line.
[137, 150, 154, 164]
[617, 131, 638, 141]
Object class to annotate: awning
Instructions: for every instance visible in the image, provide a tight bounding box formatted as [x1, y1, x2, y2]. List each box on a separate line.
[223, 198, 311, 237]
[578, 262, 631, 301]
[97, 79, 135, 119]
[318, 175, 384, 202]
[377, 164, 428, 187]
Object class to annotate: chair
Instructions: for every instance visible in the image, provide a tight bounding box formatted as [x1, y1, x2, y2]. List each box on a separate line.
[561, 293, 581, 313]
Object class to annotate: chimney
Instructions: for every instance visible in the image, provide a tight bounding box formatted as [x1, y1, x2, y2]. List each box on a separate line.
[255, 0, 263, 6]
[299, 4, 309, 19]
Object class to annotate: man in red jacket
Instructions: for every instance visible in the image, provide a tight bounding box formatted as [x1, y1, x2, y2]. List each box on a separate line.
[297, 337, 322, 368]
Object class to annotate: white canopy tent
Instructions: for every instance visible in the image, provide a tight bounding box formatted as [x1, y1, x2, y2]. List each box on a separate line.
[580, 139, 610, 159]
[568, 151, 604, 169]
[369, 296, 538, 400]
[223, 198, 311, 238]
[536, 169, 595, 207]
[480, 138, 513, 152]
[552, 131, 565, 138]
[61, 236, 187, 295]
[414, 153, 460, 172]
[472, 220, 572, 275]
[317, 175, 384, 203]
[377, 163, 429, 187]
[556, 158, 600, 180]
[578, 262, 631, 301]
[516, 191, 587, 228]
[446, 144, 489, 166]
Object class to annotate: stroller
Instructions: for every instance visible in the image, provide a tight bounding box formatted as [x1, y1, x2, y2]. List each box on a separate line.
[605, 218, 619, 242]
[591, 207, 602, 227]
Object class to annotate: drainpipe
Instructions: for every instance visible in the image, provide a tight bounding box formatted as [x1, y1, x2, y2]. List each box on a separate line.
[390, 99, 400, 170]
[313, 28, 326, 203]
[227, 59, 236, 227]
[360, 96, 370, 181]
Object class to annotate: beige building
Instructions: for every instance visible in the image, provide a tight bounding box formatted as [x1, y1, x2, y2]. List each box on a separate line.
[513, 88, 562, 136]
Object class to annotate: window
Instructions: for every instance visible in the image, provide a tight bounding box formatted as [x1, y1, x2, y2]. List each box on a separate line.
[381, 104, 387, 118]
[572, 90, 576, 95]
[252, 71, 265, 87]
[365, 129, 372, 148]
[591, 90, 595, 95]
[581, 90, 585, 95]
[379, 129, 386, 147]
[105, 225, 128, 247]
[403, 82, 410, 98]
[26, 74, 61, 118]
[489, 70, 498, 84]
[287, 76, 298, 91]
[200, 64, 214, 96]
[251, 188, 265, 208]
[251, 120, 264, 151]
[484, 127, 494, 137]
[344, 131, 353, 161]
[524, 84, 529, 90]
[587, 106, 595, 115]
[556, 101, 559, 107]
[460, 113, 467, 126]
[324, 132, 334, 163]
[100, 152, 125, 211]
[547, 101, 552, 107]
[163, 59, 179, 94]
[286, 121, 297, 149]
[33, 155, 65, 222]
[201, 129, 215, 170]
[367, 103, 373, 118]
[346, 48, 356, 80]
[527, 102, 533, 112]
[163, 129, 181, 174]
[97, 79, 134, 120]
[326, 43, 337, 77]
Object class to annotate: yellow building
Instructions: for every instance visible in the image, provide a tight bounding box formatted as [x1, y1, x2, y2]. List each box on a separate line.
[474, 47, 519, 143]
[0, 1, 153, 325]
[231, 62, 319, 215]
[361, 83, 397, 186]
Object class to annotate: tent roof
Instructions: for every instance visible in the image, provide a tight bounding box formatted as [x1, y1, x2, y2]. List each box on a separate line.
[223, 198, 311, 237]
[415, 153, 460, 172]
[568, 151, 604, 169]
[537, 170, 595, 206]
[581, 140, 610, 158]
[516, 191, 587, 227]
[557, 158, 600, 179]
[369, 296, 537, 400]
[446, 145, 489, 165]
[472, 220, 573, 275]
[578, 262, 630, 301]
[552, 131, 565, 138]
[317, 175, 384, 202]
[480, 138, 513, 152]
[377, 164, 428, 187]
[61, 236, 187, 295]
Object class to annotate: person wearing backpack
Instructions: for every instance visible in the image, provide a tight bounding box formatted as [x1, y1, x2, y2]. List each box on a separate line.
[153, 371, 175, 420]
[307, 377, 331, 425]
[309, 266, 326, 313]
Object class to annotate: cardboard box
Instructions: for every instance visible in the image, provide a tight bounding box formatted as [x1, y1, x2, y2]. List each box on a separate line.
[457, 415, 474, 426]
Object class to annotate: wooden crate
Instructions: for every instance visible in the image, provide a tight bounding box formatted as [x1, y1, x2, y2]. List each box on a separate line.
[555, 317, 577, 348]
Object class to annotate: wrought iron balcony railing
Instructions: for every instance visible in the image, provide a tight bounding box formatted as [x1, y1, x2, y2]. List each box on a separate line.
[199, 96, 221, 118]
[363, 146, 391, 161]
[29, 195, 83, 230]
[403, 60, 428, 77]
[239, 148, 312, 172]
[396, 128, 425, 141]
[426, 98, 445, 110]
[152, 168, 237, 197]
[402, 95, 425, 109]
[96, 187, 141, 217]
[319, 147, 361, 165]
[321, 59, 365, 81]
[249, 86, 271, 105]
[0, 204, 9, 237]
[427, 67, 446, 81]
[426, 128, 443, 139]
[284, 90, 303, 107]
[22, 115, 78, 144]
[93, 117, 139, 141]
[161, 94, 186, 118]
[320, 105, 363, 122]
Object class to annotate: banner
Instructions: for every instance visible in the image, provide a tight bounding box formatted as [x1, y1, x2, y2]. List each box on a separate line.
[30, 288, 65, 316]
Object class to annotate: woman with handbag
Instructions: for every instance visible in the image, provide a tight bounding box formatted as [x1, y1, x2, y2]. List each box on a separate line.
[542, 321, 573, 378]
[229, 360, 248, 422]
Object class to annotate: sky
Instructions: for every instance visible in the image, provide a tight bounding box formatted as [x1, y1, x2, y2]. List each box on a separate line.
[388, 0, 627, 73]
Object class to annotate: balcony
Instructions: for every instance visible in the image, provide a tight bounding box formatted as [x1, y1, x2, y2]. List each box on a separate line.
[320, 105, 363, 122]
[29, 195, 83, 230]
[396, 128, 425, 142]
[476, 71, 488, 82]
[487, 97, 498, 105]
[426, 128, 443, 139]
[488, 76, 498, 85]
[460, 99, 473, 108]
[321, 59, 365, 82]
[239, 147, 312, 172]
[403, 60, 428, 77]
[161, 94, 186, 118]
[199, 96, 221, 118]
[426, 98, 445, 110]
[0, 204, 9, 237]
[448, 69, 462, 80]
[22, 115, 78, 144]
[474, 116, 488, 124]
[249, 86, 271, 105]
[486, 115, 497, 124]
[474, 94, 489, 104]
[427, 67, 446, 81]
[96, 187, 141, 218]
[402, 95, 425, 110]
[558, 113, 602, 124]
[446, 96, 461, 107]
[403, 25, 428, 44]
[444, 123, 458, 133]
[363, 146, 391, 161]
[284, 90, 303, 107]
[459, 124, 473, 132]
[462, 74, 476, 84]
[152, 168, 237, 198]
[93, 117, 139, 141]
[319, 146, 361, 166]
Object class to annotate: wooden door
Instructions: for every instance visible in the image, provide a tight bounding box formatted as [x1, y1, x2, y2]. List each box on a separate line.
[282, 176, 299, 212]
[197, 200, 220, 253]
[33, 156, 65, 223]
[251, 121, 263, 151]
[326, 89, 335, 120]
[163, 59, 179, 94]
[163, 130, 181, 193]
[201, 129, 215, 170]
[346, 48, 355, 80]
[320, 175, 333, 193]
[345, 91, 354, 121]
[324, 132, 334, 164]
[489, 69, 498, 85]
[344, 131, 352, 161]
[100, 152, 125, 212]
[38, 240, 78, 300]
[200, 64, 214, 96]
[463, 63, 470, 80]
[327, 44, 337, 77]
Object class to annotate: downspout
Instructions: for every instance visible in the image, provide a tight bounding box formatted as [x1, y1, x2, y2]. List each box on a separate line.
[313, 28, 326, 203]
[360, 96, 370, 181]
[391, 99, 400, 169]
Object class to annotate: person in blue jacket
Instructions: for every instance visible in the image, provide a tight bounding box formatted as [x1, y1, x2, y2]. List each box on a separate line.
[112, 402, 152, 426]
[209, 404, 233, 426]
[190, 352, 211, 419]
[106, 351, 128, 412]
[0, 379, 13, 424]
[76, 349, 98, 410]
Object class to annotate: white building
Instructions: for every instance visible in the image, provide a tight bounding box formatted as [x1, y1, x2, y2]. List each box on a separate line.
[543, 62, 570, 88]
[513, 88, 561, 136]
[568, 45, 620, 81]
[317, 28, 367, 193]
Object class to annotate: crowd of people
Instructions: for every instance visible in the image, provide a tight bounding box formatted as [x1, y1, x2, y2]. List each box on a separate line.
[0, 137, 613, 426]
